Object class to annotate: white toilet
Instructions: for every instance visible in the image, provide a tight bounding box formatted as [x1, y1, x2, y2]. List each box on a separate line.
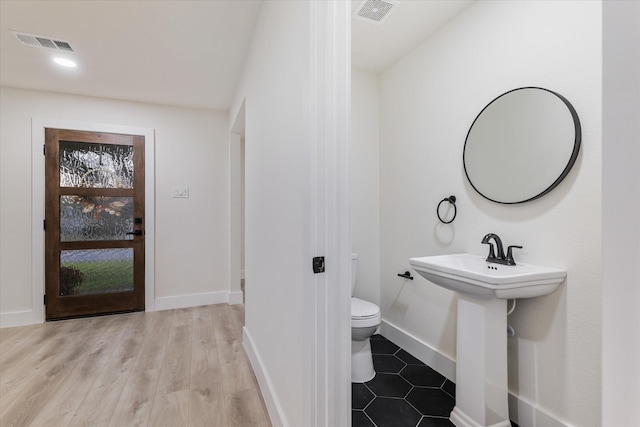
[351, 253, 381, 383]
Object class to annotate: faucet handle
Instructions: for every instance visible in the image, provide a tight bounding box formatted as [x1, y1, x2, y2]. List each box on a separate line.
[506, 245, 523, 265]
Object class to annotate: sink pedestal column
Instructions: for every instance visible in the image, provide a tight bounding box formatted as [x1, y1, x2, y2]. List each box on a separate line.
[450, 293, 511, 427]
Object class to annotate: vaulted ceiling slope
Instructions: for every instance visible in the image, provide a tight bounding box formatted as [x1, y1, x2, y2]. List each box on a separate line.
[1, 0, 473, 110]
[351, 0, 473, 73]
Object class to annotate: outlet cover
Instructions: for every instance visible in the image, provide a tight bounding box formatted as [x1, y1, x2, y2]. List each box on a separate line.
[172, 186, 189, 198]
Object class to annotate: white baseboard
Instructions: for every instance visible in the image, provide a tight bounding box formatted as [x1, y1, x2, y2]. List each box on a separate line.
[243, 326, 285, 427]
[380, 319, 456, 381]
[380, 319, 567, 427]
[154, 291, 231, 311]
[1, 291, 238, 328]
[507, 394, 568, 427]
[228, 291, 244, 305]
[0, 310, 42, 328]
[508, 394, 569, 427]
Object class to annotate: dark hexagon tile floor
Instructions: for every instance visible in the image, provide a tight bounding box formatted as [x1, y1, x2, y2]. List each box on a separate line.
[400, 365, 447, 388]
[373, 354, 406, 374]
[352, 334, 518, 427]
[365, 397, 422, 427]
[366, 373, 413, 398]
[353, 383, 375, 410]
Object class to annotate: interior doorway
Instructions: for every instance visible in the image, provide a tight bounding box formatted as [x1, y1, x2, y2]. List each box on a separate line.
[230, 101, 246, 305]
[44, 128, 145, 320]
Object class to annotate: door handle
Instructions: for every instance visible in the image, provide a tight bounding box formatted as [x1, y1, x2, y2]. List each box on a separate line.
[126, 230, 143, 236]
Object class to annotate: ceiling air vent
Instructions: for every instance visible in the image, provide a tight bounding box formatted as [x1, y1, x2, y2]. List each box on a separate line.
[10, 31, 74, 51]
[353, 0, 398, 24]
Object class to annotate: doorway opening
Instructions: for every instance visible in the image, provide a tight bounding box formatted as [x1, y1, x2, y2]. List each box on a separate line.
[230, 100, 246, 305]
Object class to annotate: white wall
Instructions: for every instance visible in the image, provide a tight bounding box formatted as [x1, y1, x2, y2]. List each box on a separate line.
[230, 2, 351, 426]
[376, 1, 602, 426]
[0, 87, 231, 320]
[233, 5, 313, 423]
[602, 1, 640, 425]
[351, 70, 380, 305]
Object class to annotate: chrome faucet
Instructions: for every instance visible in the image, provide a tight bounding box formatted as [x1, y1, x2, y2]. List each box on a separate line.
[481, 233, 522, 265]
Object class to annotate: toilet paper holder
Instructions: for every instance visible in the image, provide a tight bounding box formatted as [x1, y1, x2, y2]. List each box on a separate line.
[397, 271, 414, 280]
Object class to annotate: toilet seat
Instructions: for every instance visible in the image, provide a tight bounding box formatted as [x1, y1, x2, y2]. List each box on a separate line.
[351, 297, 380, 328]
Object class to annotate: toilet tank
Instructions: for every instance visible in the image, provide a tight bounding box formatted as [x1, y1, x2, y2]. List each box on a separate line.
[351, 253, 358, 296]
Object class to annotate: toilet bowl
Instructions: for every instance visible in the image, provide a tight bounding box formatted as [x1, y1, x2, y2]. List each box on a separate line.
[351, 253, 381, 383]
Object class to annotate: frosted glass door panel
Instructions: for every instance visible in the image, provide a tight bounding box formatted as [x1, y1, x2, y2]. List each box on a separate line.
[60, 196, 134, 241]
[59, 140, 134, 188]
[60, 249, 134, 296]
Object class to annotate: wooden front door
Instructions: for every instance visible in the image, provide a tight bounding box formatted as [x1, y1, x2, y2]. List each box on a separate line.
[44, 128, 145, 320]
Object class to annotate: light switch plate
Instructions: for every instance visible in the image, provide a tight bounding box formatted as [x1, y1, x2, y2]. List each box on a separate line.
[172, 186, 189, 198]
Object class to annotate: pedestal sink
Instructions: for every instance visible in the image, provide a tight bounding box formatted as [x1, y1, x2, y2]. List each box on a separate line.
[409, 254, 566, 427]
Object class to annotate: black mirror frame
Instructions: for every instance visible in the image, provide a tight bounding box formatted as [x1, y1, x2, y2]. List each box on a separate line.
[463, 87, 582, 204]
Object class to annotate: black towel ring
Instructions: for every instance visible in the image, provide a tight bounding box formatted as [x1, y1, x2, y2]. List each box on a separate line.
[437, 195, 457, 224]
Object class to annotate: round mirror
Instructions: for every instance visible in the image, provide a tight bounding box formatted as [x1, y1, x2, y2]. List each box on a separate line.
[463, 87, 581, 204]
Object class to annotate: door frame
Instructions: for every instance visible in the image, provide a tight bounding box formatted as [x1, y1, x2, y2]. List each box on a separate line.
[32, 118, 155, 323]
[307, 2, 351, 425]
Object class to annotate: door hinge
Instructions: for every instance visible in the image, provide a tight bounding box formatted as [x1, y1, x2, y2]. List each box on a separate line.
[43, 144, 46, 155]
[43, 219, 46, 230]
[43, 294, 47, 305]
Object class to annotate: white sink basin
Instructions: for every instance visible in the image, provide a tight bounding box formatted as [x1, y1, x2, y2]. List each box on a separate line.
[409, 253, 566, 299]
[409, 253, 567, 426]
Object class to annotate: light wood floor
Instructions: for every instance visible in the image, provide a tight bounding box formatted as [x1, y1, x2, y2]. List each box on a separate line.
[0, 304, 272, 427]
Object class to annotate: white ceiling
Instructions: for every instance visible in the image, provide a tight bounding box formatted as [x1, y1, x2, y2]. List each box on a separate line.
[0, 0, 263, 110]
[0, 0, 474, 111]
[351, 0, 474, 73]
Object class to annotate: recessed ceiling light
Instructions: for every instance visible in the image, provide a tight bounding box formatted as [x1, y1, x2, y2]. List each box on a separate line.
[53, 57, 77, 68]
